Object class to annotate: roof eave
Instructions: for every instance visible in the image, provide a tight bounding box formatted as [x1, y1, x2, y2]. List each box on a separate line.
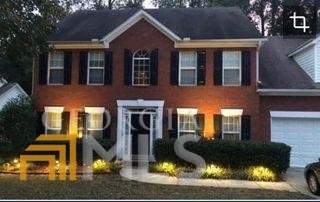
[257, 88, 320, 96]
[174, 38, 267, 48]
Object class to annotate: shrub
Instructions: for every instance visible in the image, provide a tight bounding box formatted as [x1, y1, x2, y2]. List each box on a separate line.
[204, 164, 232, 179]
[151, 162, 178, 176]
[246, 166, 277, 182]
[153, 139, 291, 175]
[92, 159, 110, 173]
[0, 95, 37, 156]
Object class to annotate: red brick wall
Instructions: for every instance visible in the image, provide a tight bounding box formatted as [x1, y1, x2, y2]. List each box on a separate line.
[259, 96, 320, 140]
[33, 19, 260, 140]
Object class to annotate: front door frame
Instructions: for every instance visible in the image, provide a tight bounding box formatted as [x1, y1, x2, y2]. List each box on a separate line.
[116, 99, 164, 160]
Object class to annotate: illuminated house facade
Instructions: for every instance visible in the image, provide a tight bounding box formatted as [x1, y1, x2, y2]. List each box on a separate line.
[32, 8, 320, 167]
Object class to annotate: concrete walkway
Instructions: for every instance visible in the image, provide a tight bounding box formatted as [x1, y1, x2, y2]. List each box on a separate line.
[120, 168, 298, 193]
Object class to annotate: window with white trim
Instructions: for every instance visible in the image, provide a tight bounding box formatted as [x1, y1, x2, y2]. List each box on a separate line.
[222, 116, 241, 140]
[87, 113, 103, 130]
[179, 52, 197, 85]
[84, 107, 105, 138]
[133, 50, 150, 86]
[44, 107, 64, 134]
[48, 52, 64, 84]
[223, 51, 241, 86]
[177, 108, 198, 138]
[88, 52, 104, 84]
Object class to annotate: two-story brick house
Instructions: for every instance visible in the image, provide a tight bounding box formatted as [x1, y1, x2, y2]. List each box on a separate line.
[32, 7, 320, 167]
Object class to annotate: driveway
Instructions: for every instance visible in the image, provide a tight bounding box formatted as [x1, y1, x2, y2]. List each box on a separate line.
[285, 167, 320, 199]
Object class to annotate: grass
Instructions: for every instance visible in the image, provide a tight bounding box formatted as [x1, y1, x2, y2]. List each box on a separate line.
[0, 173, 313, 199]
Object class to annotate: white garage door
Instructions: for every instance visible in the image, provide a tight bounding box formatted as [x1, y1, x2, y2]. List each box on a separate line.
[271, 111, 320, 167]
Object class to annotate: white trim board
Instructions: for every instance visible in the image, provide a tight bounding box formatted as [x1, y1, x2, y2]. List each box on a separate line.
[270, 111, 320, 118]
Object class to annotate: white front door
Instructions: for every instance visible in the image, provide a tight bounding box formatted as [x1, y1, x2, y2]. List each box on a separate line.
[117, 100, 164, 160]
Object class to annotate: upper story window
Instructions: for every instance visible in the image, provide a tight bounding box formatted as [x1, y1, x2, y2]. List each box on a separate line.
[88, 52, 104, 84]
[170, 51, 205, 86]
[48, 52, 64, 84]
[133, 50, 150, 86]
[222, 51, 241, 86]
[179, 52, 197, 85]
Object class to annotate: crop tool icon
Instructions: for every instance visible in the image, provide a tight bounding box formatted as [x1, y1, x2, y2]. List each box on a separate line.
[20, 134, 77, 181]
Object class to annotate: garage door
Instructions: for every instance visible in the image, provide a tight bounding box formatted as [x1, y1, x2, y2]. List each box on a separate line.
[271, 111, 320, 167]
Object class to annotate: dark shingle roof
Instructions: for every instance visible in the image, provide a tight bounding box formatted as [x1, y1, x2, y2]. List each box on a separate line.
[48, 7, 262, 41]
[0, 83, 16, 96]
[259, 36, 320, 89]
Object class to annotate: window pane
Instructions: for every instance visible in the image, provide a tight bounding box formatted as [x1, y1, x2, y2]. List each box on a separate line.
[89, 69, 104, 84]
[181, 52, 196, 67]
[223, 133, 240, 141]
[133, 50, 150, 85]
[224, 69, 240, 85]
[89, 52, 104, 68]
[223, 52, 240, 68]
[46, 112, 62, 129]
[180, 69, 196, 85]
[49, 69, 64, 84]
[50, 52, 64, 68]
[88, 113, 103, 129]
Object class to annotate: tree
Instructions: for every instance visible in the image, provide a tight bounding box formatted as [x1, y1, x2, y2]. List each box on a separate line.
[73, 0, 144, 10]
[0, 95, 37, 155]
[0, 0, 68, 94]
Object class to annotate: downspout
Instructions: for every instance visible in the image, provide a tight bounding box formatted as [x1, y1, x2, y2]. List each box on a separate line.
[256, 40, 262, 86]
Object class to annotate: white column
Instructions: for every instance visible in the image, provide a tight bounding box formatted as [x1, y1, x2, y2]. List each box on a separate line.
[116, 106, 123, 158]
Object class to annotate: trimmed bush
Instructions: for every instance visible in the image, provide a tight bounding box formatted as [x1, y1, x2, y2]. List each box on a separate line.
[153, 139, 291, 175]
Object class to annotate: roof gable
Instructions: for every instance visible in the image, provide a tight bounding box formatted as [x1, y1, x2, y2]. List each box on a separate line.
[102, 10, 181, 48]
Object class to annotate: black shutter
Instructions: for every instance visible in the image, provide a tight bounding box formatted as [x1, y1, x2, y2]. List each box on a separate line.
[64, 51, 72, 85]
[103, 113, 111, 139]
[124, 49, 133, 85]
[61, 112, 70, 134]
[213, 114, 222, 139]
[77, 112, 87, 135]
[241, 115, 251, 140]
[214, 50, 222, 85]
[196, 114, 205, 137]
[150, 49, 158, 86]
[39, 54, 48, 85]
[79, 51, 88, 84]
[170, 51, 179, 85]
[104, 51, 113, 85]
[37, 111, 45, 136]
[169, 114, 178, 139]
[197, 51, 206, 85]
[241, 51, 251, 86]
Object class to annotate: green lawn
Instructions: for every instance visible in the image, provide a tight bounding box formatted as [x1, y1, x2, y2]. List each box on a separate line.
[0, 174, 313, 199]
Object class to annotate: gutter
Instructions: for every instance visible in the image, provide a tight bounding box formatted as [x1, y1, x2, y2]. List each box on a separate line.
[257, 89, 320, 96]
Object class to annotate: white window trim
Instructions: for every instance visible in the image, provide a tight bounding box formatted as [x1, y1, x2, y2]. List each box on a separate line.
[222, 51, 241, 86]
[221, 109, 243, 116]
[47, 52, 64, 85]
[44, 106, 64, 133]
[132, 50, 151, 86]
[221, 108, 242, 140]
[87, 52, 105, 85]
[177, 108, 198, 138]
[179, 51, 197, 86]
